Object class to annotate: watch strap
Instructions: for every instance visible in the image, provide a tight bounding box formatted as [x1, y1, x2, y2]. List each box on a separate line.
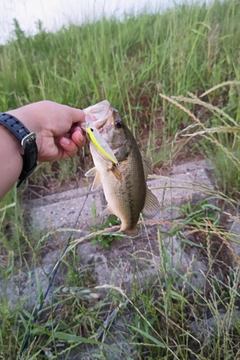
[0, 112, 38, 187]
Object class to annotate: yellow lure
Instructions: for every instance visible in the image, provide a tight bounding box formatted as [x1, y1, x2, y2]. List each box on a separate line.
[86, 123, 118, 165]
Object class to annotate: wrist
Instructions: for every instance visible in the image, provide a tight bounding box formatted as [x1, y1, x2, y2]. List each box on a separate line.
[7, 108, 41, 143]
[0, 125, 23, 199]
[0, 112, 38, 187]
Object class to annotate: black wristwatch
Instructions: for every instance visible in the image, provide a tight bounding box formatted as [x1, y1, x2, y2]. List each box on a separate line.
[0, 112, 38, 187]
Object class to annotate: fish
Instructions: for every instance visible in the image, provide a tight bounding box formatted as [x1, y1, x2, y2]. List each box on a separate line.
[84, 100, 160, 235]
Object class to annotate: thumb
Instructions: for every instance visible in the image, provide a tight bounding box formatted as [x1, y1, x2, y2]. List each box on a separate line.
[67, 107, 86, 125]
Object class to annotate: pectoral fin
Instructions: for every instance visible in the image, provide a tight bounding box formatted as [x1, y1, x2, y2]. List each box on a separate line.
[85, 167, 97, 178]
[85, 167, 102, 191]
[142, 188, 160, 219]
[110, 165, 122, 181]
[102, 206, 114, 216]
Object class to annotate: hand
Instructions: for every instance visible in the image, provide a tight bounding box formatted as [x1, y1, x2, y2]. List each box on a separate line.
[8, 100, 86, 162]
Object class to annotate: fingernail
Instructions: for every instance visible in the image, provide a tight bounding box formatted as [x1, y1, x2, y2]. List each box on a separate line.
[61, 137, 70, 146]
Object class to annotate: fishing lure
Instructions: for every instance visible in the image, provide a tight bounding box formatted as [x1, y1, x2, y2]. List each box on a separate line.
[86, 119, 118, 165]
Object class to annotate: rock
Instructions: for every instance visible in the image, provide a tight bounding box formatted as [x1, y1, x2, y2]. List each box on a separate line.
[27, 159, 213, 231]
[5, 159, 235, 359]
[190, 308, 240, 342]
[20, 264, 57, 309]
[0, 272, 27, 308]
[75, 230, 208, 293]
[1, 262, 63, 311]
[1, 160, 216, 310]
[228, 217, 240, 258]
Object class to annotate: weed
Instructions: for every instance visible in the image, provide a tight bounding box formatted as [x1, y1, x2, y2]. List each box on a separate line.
[90, 216, 122, 248]
[179, 199, 221, 228]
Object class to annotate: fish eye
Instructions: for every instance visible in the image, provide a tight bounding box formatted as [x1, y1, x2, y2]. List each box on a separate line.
[115, 121, 122, 128]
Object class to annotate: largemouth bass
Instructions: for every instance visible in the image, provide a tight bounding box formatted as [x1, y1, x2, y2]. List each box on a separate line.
[84, 100, 160, 235]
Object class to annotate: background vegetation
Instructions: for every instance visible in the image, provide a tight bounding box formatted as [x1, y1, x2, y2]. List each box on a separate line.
[1, 0, 240, 358]
[0, 0, 239, 189]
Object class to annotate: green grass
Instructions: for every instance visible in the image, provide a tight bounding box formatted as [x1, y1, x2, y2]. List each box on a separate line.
[1, 0, 240, 358]
[1, 200, 240, 359]
[0, 0, 240, 185]
[161, 82, 240, 196]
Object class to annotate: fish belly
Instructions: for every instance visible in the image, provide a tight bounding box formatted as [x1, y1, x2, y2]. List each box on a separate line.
[100, 162, 146, 232]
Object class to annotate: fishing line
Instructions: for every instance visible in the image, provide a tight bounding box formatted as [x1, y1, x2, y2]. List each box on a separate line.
[18, 187, 91, 359]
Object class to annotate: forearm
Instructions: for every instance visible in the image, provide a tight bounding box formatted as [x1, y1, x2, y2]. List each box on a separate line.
[0, 125, 23, 201]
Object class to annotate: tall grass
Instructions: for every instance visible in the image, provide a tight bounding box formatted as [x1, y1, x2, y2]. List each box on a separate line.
[0, 0, 240, 184]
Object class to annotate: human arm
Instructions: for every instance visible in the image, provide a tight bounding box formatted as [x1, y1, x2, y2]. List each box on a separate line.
[0, 100, 86, 200]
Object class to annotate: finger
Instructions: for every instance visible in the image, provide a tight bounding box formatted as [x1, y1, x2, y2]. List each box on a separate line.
[69, 124, 84, 135]
[71, 129, 86, 147]
[59, 137, 79, 158]
[66, 107, 86, 125]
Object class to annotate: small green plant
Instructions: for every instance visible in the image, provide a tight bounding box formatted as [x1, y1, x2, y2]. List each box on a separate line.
[90, 216, 122, 247]
[0, 297, 26, 359]
[62, 247, 97, 288]
[212, 145, 240, 195]
[179, 199, 221, 228]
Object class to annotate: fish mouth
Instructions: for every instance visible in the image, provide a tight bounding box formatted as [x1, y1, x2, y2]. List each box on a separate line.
[82, 100, 112, 130]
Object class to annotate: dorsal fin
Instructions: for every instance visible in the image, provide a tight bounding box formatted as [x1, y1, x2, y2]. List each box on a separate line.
[142, 156, 151, 181]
